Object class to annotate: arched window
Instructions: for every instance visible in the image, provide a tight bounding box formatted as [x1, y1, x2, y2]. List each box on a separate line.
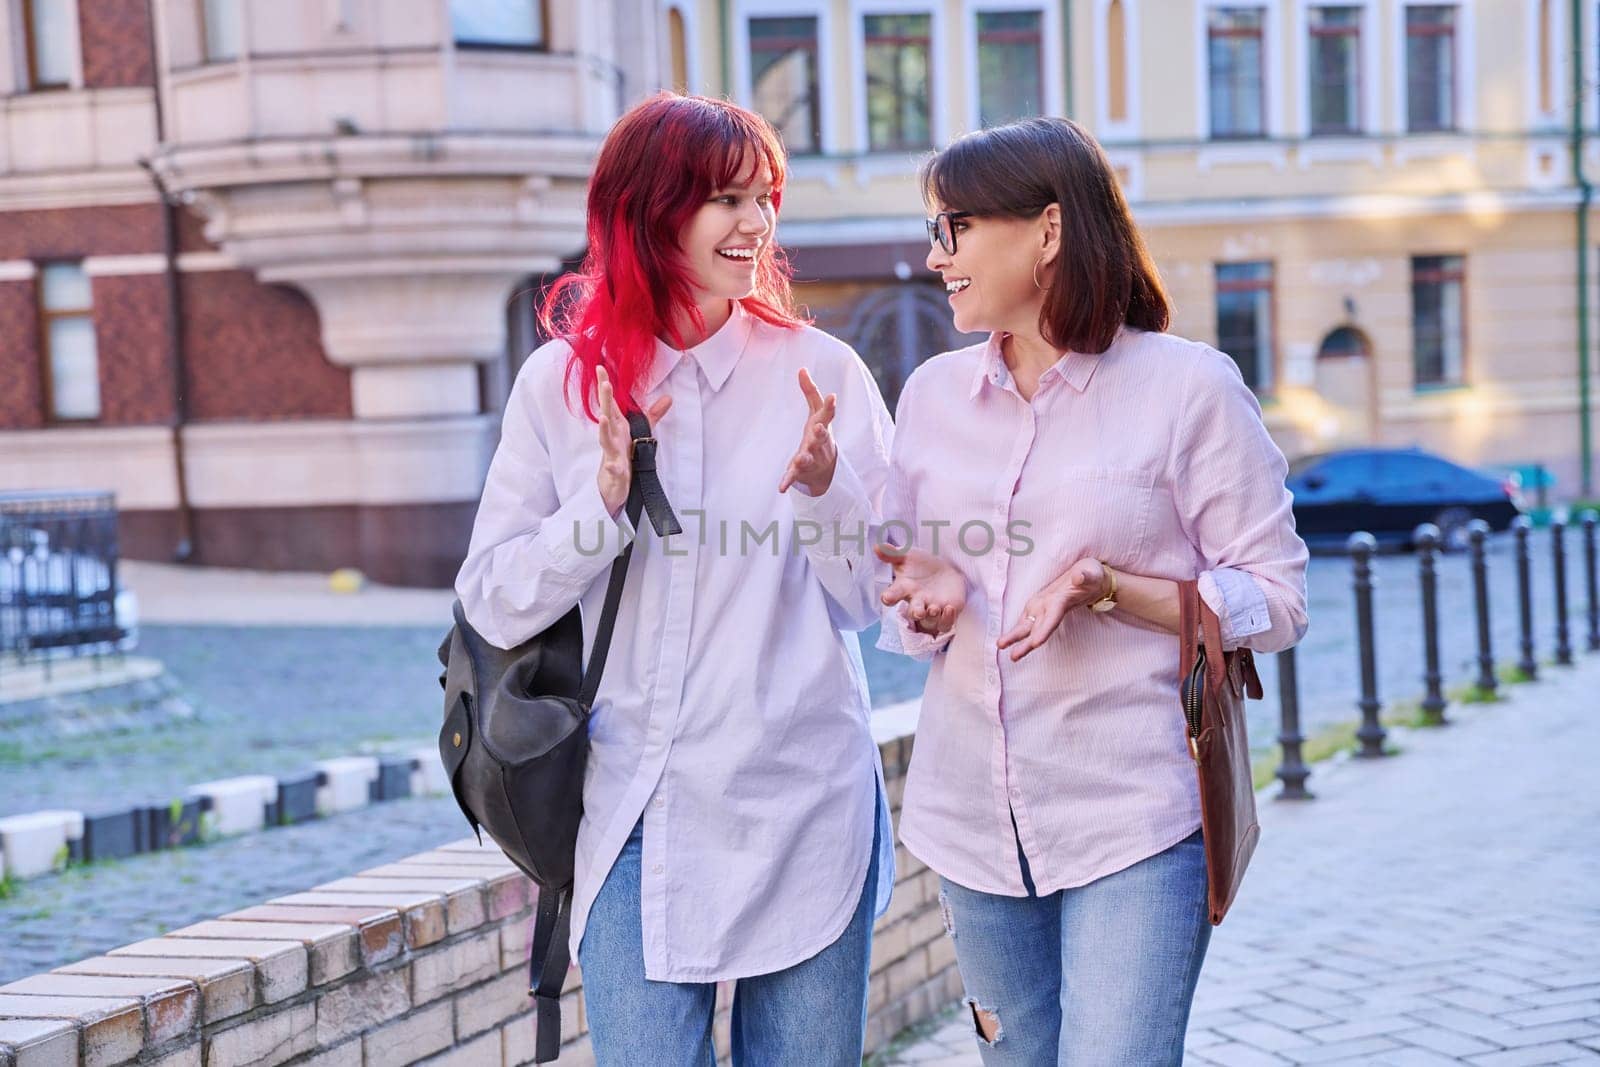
[668, 7, 689, 95]
[1317, 325, 1372, 360]
[1107, 0, 1128, 124]
[848, 285, 981, 409]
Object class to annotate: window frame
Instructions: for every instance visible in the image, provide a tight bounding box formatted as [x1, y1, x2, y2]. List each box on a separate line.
[18, 0, 80, 91]
[1306, 4, 1363, 136]
[849, 0, 947, 155]
[1197, 0, 1276, 142]
[449, 0, 550, 52]
[962, 0, 1062, 134]
[1391, 0, 1474, 136]
[734, 0, 837, 154]
[1402, 4, 1458, 133]
[1214, 260, 1278, 396]
[1410, 253, 1468, 389]
[860, 9, 936, 152]
[36, 260, 102, 425]
[746, 13, 825, 155]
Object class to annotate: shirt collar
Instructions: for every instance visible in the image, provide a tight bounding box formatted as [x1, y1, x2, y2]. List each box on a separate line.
[641, 301, 753, 399]
[967, 330, 1112, 399]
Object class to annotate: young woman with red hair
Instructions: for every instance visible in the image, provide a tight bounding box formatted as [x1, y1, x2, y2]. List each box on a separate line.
[455, 93, 895, 1064]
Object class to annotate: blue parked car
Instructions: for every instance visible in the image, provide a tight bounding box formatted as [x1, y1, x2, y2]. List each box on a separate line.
[1286, 447, 1521, 551]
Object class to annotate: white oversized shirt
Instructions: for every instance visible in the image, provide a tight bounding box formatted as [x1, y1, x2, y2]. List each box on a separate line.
[455, 302, 895, 981]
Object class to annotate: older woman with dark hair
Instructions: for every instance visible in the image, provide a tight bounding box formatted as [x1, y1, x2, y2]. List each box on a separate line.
[875, 117, 1308, 1065]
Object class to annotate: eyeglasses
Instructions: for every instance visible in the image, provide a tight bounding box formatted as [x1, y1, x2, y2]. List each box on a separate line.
[925, 211, 974, 256]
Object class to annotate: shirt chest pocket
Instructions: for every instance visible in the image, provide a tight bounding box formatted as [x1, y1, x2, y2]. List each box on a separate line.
[1018, 465, 1156, 569]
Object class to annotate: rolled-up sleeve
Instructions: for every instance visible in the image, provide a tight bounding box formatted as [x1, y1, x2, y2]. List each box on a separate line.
[454, 357, 633, 651]
[1171, 350, 1309, 653]
[787, 348, 894, 632]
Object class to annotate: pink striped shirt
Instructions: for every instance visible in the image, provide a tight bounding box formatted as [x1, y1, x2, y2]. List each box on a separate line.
[878, 327, 1308, 896]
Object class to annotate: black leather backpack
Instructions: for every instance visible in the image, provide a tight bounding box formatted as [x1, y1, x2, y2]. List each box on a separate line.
[438, 412, 679, 1062]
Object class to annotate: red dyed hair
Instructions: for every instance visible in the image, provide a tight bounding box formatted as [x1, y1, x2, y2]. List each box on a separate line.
[541, 92, 805, 421]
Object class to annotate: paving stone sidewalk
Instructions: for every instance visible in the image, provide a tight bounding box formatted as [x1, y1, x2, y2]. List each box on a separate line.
[880, 651, 1600, 1066]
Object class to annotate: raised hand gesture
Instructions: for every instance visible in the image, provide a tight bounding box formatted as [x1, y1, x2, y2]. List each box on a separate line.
[596, 366, 672, 517]
[778, 368, 838, 495]
[876, 544, 967, 636]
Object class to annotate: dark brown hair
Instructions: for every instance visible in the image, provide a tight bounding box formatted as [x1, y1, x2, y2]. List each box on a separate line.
[921, 117, 1170, 354]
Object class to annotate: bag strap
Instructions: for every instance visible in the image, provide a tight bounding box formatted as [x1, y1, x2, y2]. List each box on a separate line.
[579, 411, 681, 708]
[1178, 578, 1200, 681]
[528, 886, 572, 1063]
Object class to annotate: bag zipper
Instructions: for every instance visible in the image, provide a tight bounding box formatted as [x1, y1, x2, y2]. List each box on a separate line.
[1182, 648, 1206, 762]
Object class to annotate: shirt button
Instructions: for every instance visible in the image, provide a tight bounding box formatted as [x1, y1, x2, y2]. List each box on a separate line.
[653, 797, 665, 808]
[1010, 787, 1022, 800]
[652, 864, 664, 874]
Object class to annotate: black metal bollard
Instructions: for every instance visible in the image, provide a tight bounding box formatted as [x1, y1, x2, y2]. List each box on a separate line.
[1349, 532, 1387, 757]
[1513, 516, 1538, 679]
[1274, 646, 1312, 800]
[1553, 512, 1573, 666]
[1414, 524, 1448, 725]
[1585, 510, 1600, 653]
[1468, 519, 1497, 693]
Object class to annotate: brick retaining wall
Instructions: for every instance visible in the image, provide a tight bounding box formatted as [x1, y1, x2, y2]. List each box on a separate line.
[0, 728, 961, 1066]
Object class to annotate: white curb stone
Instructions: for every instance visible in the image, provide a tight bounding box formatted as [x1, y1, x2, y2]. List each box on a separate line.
[409, 745, 449, 797]
[313, 756, 379, 814]
[0, 810, 83, 878]
[187, 776, 278, 836]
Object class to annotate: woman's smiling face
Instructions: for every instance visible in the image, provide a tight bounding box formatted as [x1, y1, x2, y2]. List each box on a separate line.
[925, 204, 1057, 337]
[680, 159, 777, 304]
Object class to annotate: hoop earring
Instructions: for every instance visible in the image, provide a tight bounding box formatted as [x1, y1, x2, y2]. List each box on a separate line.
[1032, 255, 1048, 292]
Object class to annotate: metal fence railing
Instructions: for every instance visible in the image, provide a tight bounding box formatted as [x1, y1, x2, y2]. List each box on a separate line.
[0, 490, 134, 675]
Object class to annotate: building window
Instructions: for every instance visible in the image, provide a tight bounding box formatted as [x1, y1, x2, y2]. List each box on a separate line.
[1215, 261, 1274, 392]
[198, 0, 243, 61]
[750, 16, 822, 155]
[1208, 8, 1266, 139]
[1405, 5, 1456, 132]
[976, 11, 1043, 128]
[1412, 254, 1465, 386]
[864, 13, 932, 152]
[1308, 5, 1361, 135]
[1106, 0, 1128, 123]
[451, 0, 545, 49]
[39, 263, 101, 422]
[21, 0, 74, 89]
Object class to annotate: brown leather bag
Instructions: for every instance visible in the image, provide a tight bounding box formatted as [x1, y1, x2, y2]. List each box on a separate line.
[1177, 579, 1264, 924]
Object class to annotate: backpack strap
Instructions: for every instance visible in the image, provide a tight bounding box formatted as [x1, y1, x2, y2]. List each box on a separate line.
[528, 886, 572, 1063]
[536, 411, 678, 1059]
[579, 411, 678, 707]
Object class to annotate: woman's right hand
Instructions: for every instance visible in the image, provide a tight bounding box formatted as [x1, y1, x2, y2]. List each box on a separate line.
[875, 544, 967, 635]
[596, 366, 672, 517]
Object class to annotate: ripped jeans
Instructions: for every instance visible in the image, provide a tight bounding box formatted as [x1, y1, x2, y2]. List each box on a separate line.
[936, 829, 1210, 1067]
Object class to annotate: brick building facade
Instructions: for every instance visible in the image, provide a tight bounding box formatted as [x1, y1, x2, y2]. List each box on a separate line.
[1, 0, 653, 585]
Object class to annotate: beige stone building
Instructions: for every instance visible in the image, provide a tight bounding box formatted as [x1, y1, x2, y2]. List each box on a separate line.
[671, 0, 1597, 495]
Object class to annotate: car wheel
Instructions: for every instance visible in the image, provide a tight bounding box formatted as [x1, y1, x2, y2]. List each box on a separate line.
[1433, 507, 1473, 553]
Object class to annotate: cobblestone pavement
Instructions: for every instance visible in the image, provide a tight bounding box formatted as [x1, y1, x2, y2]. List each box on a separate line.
[881, 649, 1600, 1066]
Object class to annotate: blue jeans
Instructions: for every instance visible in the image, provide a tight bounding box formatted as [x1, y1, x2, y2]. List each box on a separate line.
[938, 829, 1211, 1067]
[579, 814, 879, 1066]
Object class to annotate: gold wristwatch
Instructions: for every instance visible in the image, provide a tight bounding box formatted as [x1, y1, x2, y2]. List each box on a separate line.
[1088, 562, 1119, 613]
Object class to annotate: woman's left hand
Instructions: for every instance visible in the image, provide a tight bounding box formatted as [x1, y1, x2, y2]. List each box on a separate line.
[996, 558, 1109, 662]
[778, 368, 838, 496]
